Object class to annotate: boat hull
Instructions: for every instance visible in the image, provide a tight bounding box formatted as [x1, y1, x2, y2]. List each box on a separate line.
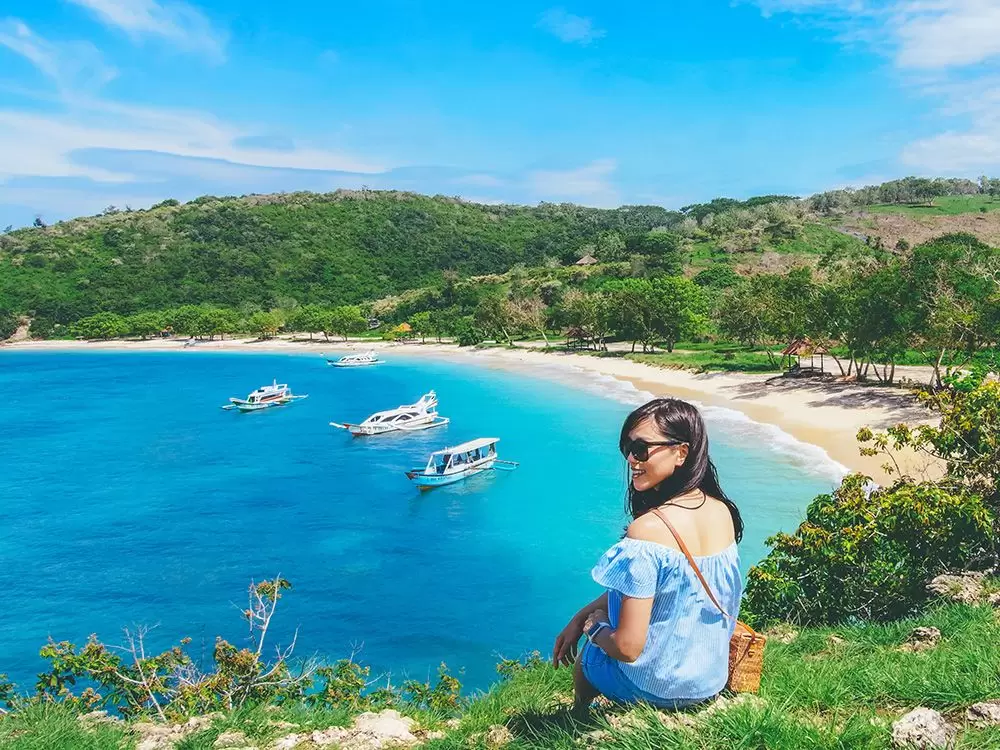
[328, 359, 382, 367]
[347, 415, 447, 436]
[405, 458, 495, 489]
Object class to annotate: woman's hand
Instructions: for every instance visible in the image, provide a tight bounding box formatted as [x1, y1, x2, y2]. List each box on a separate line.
[583, 608, 610, 633]
[552, 616, 584, 667]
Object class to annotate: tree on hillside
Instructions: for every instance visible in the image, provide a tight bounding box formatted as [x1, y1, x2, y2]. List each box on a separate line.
[595, 231, 627, 262]
[0, 310, 17, 341]
[717, 277, 783, 364]
[649, 276, 706, 352]
[202, 308, 240, 340]
[559, 290, 613, 351]
[903, 234, 1000, 387]
[72, 312, 127, 340]
[410, 311, 432, 343]
[474, 293, 517, 345]
[639, 231, 683, 276]
[511, 295, 550, 346]
[127, 311, 164, 340]
[287, 305, 328, 340]
[249, 310, 282, 340]
[324, 306, 365, 341]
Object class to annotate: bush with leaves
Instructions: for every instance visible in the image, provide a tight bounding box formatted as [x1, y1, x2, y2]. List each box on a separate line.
[743, 474, 995, 627]
[858, 367, 1000, 507]
[14, 577, 308, 720]
[0, 310, 17, 340]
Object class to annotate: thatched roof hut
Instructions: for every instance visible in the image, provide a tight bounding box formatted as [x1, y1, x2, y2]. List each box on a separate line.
[781, 338, 829, 373]
[574, 254, 599, 266]
[781, 338, 829, 357]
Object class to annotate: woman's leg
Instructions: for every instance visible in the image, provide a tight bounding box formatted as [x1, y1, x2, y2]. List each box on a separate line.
[572, 652, 600, 715]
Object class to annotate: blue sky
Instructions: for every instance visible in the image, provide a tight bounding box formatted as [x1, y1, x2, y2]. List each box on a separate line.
[1, 0, 999, 228]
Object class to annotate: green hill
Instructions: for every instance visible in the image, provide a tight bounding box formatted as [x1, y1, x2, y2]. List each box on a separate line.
[0, 191, 678, 327]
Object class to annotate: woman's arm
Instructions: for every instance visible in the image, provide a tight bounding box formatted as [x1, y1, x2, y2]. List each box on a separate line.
[552, 592, 609, 666]
[587, 596, 653, 664]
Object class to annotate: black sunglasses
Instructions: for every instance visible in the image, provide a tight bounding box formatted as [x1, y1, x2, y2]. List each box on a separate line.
[622, 437, 685, 462]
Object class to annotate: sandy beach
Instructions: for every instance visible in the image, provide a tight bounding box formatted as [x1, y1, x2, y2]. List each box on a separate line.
[3, 336, 939, 483]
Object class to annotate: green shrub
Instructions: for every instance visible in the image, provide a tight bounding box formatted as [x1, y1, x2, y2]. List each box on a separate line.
[743, 474, 995, 627]
[0, 310, 16, 340]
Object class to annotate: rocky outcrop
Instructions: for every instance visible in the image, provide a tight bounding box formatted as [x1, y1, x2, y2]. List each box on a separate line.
[926, 572, 986, 605]
[966, 700, 1000, 727]
[269, 709, 433, 750]
[901, 627, 942, 652]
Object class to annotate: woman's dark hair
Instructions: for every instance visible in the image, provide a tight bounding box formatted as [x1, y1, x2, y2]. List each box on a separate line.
[619, 398, 743, 542]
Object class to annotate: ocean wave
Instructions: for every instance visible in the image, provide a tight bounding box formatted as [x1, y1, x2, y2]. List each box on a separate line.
[539, 362, 848, 485]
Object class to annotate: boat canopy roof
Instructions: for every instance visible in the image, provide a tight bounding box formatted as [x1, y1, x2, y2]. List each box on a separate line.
[431, 437, 499, 456]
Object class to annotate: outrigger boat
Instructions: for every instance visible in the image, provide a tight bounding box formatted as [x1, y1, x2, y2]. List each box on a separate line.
[405, 438, 518, 490]
[330, 391, 449, 436]
[222, 380, 308, 413]
[327, 350, 382, 368]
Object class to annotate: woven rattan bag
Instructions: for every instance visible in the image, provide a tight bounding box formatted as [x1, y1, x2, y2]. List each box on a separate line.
[652, 509, 765, 694]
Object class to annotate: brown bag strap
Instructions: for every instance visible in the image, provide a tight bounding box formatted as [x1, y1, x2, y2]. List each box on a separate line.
[651, 508, 732, 619]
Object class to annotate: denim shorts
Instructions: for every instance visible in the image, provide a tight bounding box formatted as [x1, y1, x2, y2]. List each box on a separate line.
[579, 641, 710, 710]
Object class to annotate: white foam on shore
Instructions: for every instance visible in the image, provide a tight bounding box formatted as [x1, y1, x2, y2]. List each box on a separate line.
[516, 360, 849, 486]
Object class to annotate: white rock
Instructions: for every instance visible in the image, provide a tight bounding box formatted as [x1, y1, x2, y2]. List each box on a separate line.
[215, 730, 252, 748]
[967, 700, 1000, 727]
[926, 573, 985, 605]
[891, 708, 955, 749]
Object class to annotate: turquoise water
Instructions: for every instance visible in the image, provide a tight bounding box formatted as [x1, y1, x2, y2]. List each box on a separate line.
[0, 351, 839, 693]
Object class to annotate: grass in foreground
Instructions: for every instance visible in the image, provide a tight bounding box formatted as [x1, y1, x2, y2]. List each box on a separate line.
[4, 604, 998, 749]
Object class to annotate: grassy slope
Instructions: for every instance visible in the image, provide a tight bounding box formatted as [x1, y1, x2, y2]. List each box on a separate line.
[4, 604, 999, 749]
[866, 196, 1000, 217]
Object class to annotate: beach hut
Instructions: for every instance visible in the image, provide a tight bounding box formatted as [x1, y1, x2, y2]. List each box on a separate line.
[781, 338, 828, 375]
[565, 326, 592, 350]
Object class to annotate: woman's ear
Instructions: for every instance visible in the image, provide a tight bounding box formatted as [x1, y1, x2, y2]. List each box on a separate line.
[676, 443, 689, 466]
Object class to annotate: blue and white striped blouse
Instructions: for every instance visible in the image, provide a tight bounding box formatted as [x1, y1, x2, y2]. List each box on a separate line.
[591, 537, 742, 701]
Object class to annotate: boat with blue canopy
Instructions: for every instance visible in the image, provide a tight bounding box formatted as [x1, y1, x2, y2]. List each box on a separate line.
[405, 437, 517, 490]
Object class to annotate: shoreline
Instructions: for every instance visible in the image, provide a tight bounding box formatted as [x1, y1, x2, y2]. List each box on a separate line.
[2, 337, 938, 483]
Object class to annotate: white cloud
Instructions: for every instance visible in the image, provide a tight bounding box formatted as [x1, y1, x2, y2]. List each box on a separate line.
[537, 8, 605, 45]
[66, 0, 227, 62]
[528, 159, 619, 206]
[0, 21, 383, 185]
[751, 0, 1000, 175]
[893, 0, 1000, 69]
[0, 18, 117, 91]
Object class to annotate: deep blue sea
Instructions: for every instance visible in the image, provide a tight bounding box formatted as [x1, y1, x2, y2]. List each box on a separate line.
[0, 350, 842, 693]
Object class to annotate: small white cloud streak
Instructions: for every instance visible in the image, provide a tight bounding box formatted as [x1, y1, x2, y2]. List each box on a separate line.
[66, 0, 227, 62]
[537, 8, 606, 45]
[528, 158, 619, 206]
[0, 18, 117, 91]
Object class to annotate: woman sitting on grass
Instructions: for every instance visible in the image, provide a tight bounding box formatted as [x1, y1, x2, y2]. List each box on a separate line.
[553, 398, 744, 713]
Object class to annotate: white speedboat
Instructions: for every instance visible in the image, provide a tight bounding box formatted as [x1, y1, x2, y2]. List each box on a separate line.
[327, 350, 382, 367]
[405, 438, 517, 490]
[222, 380, 308, 413]
[330, 391, 449, 436]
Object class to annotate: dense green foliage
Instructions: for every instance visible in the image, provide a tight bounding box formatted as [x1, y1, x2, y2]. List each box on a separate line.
[0, 191, 680, 327]
[746, 364, 1000, 628]
[743, 475, 995, 626]
[0, 310, 16, 340]
[810, 176, 1000, 213]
